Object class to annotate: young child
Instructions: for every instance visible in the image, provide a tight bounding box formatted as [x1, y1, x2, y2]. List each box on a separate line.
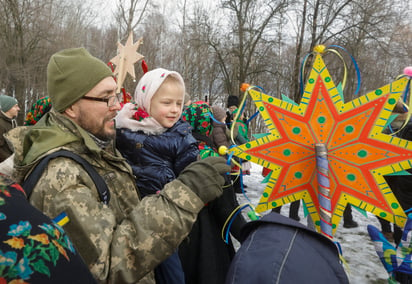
[181, 101, 246, 284]
[210, 105, 231, 151]
[115, 68, 199, 284]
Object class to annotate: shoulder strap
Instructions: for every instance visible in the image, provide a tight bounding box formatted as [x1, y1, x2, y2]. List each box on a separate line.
[22, 149, 110, 205]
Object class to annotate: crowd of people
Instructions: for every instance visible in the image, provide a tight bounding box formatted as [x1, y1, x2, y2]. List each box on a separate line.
[4, 45, 408, 283]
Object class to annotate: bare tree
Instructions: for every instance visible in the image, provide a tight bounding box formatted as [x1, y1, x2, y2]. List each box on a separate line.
[180, 3, 225, 104]
[114, 0, 151, 40]
[210, 0, 288, 100]
[0, 0, 64, 123]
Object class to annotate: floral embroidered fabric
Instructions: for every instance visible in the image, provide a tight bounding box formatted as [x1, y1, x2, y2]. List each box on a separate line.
[0, 174, 96, 283]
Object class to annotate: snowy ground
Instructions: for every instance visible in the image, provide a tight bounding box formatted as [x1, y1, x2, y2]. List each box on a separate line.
[235, 164, 389, 284]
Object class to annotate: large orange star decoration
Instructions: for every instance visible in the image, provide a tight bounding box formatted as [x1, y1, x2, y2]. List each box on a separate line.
[110, 32, 144, 92]
[230, 52, 411, 236]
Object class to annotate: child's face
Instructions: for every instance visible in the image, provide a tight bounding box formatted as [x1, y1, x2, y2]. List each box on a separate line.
[150, 80, 184, 128]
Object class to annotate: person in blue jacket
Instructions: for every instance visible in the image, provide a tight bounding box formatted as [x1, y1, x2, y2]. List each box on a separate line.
[115, 68, 199, 284]
[225, 211, 349, 284]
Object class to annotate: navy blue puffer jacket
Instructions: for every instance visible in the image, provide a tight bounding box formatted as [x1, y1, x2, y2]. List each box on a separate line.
[116, 119, 199, 197]
[225, 212, 349, 284]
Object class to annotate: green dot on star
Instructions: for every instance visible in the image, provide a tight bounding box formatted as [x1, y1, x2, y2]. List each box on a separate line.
[347, 173, 356, 181]
[318, 116, 326, 124]
[292, 127, 301, 134]
[283, 149, 291, 156]
[345, 125, 354, 133]
[358, 149, 367, 158]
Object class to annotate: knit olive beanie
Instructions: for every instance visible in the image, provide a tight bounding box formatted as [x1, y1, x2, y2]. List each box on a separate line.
[0, 95, 18, 112]
[47, 47, 113, 112]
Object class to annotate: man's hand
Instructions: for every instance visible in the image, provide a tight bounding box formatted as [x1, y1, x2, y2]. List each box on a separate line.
[177, 157, 231, 203]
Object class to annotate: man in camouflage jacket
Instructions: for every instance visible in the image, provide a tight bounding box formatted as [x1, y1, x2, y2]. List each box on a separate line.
[7, 48, 230, 283]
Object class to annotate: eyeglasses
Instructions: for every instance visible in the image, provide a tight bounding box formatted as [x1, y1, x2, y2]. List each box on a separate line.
[82, 93, 122, 108]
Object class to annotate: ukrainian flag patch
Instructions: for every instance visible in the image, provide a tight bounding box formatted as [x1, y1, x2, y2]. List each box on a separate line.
[53, 211, 69, 226]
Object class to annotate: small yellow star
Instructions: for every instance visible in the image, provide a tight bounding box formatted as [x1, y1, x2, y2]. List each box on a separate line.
[110, 31, 144, 92]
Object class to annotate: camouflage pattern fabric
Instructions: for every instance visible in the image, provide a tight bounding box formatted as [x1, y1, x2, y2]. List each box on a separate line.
[8, 110, 205, 284]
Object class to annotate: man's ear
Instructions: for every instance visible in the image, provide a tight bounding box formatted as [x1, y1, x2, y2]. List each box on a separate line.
[63, 104, 78, 119]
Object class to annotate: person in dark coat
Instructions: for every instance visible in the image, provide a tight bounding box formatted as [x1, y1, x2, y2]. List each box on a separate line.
[225, 211, 349, 284]
[225, 95, 239, 127]
[116, 68, 199, 284]
[378, 117, 412, 283]
[210, 105, 231, 150]
[377, 103, 412, 244]
[0, 94, 20, 162]
[182, 101, 247, 284]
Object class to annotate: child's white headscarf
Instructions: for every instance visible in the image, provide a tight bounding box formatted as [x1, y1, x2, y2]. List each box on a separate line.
[115, 68, 185, 135]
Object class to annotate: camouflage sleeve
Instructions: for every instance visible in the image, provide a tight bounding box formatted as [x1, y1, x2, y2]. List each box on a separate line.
[29, 158, 204, 283]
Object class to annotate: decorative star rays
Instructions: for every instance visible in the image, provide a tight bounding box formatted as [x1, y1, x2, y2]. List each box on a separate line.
[230, 54, 412, 236]
[110, 32, 144, 93]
